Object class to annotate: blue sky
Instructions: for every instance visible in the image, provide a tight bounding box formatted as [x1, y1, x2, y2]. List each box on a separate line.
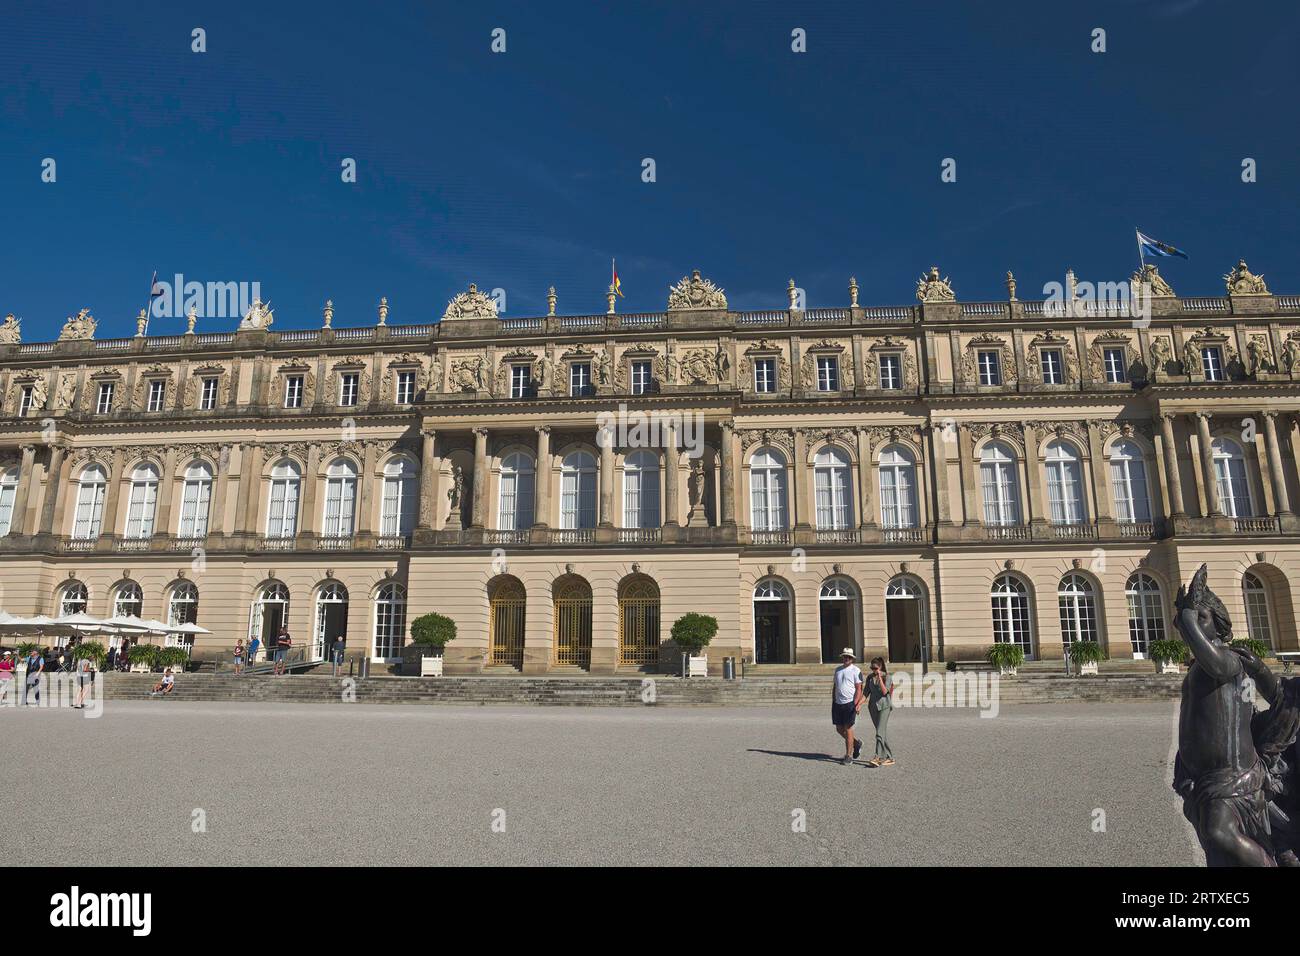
[1, 0, 1297, 338]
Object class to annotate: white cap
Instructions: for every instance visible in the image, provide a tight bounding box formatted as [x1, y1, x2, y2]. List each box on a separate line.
[840, 648, 856, 659]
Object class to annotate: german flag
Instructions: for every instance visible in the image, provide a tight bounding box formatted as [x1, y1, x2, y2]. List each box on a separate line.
[612, 259, 624, 297]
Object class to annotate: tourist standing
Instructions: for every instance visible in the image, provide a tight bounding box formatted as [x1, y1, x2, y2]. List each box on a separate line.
[831, 648, 864, 766]
[273, 626, 292, 676]
[74, 656, 95, 709]
[331, 636, 345, 674]
[22, 647, 44, 705]
[865, 656, 895, 767]
[247, 635, 261, 671]
[233, 639, 245, 676]
[0, 651, 14, 704]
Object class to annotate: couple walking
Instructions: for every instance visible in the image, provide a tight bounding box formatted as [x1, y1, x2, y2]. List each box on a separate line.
[832, 649, 895, 767]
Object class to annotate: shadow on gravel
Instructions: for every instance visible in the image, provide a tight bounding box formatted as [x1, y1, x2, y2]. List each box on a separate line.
[747, 749, 846, 764]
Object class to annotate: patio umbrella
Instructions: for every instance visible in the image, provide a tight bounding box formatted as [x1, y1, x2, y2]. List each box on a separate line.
[102, 615, 154, 633]
[52, 612, 113, 633]
[170, 622, 212, 635]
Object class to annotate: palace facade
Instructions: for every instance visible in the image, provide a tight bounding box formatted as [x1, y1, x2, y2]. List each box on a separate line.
[1, 262, 1298, 673]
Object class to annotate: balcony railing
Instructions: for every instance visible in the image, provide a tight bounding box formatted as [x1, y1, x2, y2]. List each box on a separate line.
[1234, 516, 1281, 534]
[115, 537, 152, 552]
[377, 534, 411, 550]
[63, 537, 96, 552]
[617, 527, 662, 544]
[1117, 521, 1155, 539]
[485, 529, 530, 545]
[984, 525, 1030, 541]
[883, 527, 926, 544]
[316, 535, 354, 550]
[1051, 523, 1098, 540]
[815, 529, 861, 545]
[750, 530, 792, 546]
[258, 535, 296, 551]
[551, 528, 595, 545]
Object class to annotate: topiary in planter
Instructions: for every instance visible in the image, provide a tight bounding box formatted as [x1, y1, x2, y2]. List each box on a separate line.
[1149, 638, 1187, 665]
[157, 647, 190, 671]
[670, 613, 718, 656]
[129, 644, 159, 668]
[72, 641, 107, 669]
[17, 641, 40, 658]
[1068, 641, 1104, 665]
[410, 613, 456, 655]
[986, 642, 1025, 671]
[1230, 638, 1271, 659]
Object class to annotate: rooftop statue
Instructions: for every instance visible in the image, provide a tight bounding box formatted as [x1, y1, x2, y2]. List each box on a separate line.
[915, 266, 955, 303]
[239, 299, 275, 331]
[667, 270, 727, 311]
[1225, 259, 1269, 296]
[1131, 263, 1176, 297]
[1173, 564, 1300, 866]
[0, 313, 19, 344]
[443, 283, 498, 320]
[58, 308, 96, 341]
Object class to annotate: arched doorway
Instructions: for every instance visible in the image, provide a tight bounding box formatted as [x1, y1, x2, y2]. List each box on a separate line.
[618, 576, 661, 667]
[553, 577, 593, 669]
[249, 582, 290, 660]
[885, 576, 928, 663]
[753, 578, 792, 664]
[314, 582, 349, 660]
[489, 576, 527, 669]
[819, 577, 860, 663]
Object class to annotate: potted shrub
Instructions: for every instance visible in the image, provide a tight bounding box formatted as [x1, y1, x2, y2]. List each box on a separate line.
[1068, 640, 1104, 676]
[408, 612, 456, 676]
[1231, 638, 1271, 660]
[1149, 638, 1186, 675]
[128, 643, 159, 673]
[157, 646, 190, 673]
[671, 613, 717, 677]
[72, 640, 107, 671]
[986, 642, 1025, 676]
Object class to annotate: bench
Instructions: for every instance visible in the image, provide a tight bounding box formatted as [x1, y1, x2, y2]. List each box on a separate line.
[1276, 652, 1300, 674]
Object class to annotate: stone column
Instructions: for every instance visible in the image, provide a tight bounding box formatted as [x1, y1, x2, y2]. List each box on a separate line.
[300, 443, 321, 536]
[1195, 413, 1220, 515]
[958, 425, 980, 525]
[9, 445, 36, 535]
[598, 426, 615, 528]
[1262, 412, 1292, 515]
[856, 428, 874, 528]
[38, 445, 67, 535]
[533, 426, 551, 527]
[1158, 414, 1185, 517]
[471, 427, 489, 529]
[417, 429, 438, 530]
[662, 424, 679, 528]
[100, 449, 127, 539]
[357, 440, 378, 535]
[719, 420, 736, 526]
[236, 443, 264, 535]
[155, 445, 179, 536]
[1086, 421, 1113, 524]
[1021, 427, 1042, 526]
[211, 444, 232, 536]
[927, 425, 951, 525]
[792, 428, 811, 529]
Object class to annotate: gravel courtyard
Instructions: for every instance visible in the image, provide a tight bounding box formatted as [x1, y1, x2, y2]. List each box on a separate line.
[2, 700, 1200, 866]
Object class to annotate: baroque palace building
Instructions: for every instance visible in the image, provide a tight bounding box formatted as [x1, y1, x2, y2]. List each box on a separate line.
[1, 262, 1299, 673]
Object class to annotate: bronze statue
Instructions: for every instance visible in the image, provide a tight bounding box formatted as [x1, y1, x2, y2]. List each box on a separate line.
[1173, 564, 1300, 866]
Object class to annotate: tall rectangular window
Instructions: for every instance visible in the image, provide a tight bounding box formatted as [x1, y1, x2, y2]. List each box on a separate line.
[570, 362, 592, 397]
[1040, 350, 1063, 385]
[816, 356, 839, 392]
[396, 371, 416, 404]
[510, 365, 532, 399]
[284, 376, 304, 408]
[339, 373, 359, 407]
[1103, 348, 1127, 383]
[147, 380, 166, 412]
[200, 377, 218, 410]
[879, 354, 902, 390]
[96, 382, 115, 414]
[754, 358, 776, 393]
[977, 351, 1002, 386]
[1201, 347, 1224, 381]
[631, 361, 652, 395]
[18, 386, 34, 417]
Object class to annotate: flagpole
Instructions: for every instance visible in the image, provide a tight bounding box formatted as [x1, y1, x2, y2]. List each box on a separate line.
[142, 270, 157, 337]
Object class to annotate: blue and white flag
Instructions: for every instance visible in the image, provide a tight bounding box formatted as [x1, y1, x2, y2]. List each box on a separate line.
[1136, 230, 1188, 260]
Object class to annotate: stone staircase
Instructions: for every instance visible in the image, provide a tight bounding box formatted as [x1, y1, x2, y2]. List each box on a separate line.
[100, 670, 1184, 707]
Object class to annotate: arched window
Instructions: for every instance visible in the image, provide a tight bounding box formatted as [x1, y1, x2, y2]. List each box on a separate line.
[1211, 438, 1252, 518]
[179, 462, 213, 538]
[113, 582, 143, 619]
[813, 447, 852, 530]
[0, 467, 18, 535]
[497, 452, 536, 531]
[266, 460, 301, 538]
[749, 448, 788, 532]
[1044, 441, 1085, 525]
[559, 451, 597, 529]
[979, 442, 1021, 526]
[60, 581, 88, 616]
[1109, 441, 1151, 523]
[991, 574, 1033, 657]
[73, 464, 108, 540]
[373, 583, 407, 659]
[1125, 573, 1165, 657]
[168, 582, 198, 626]
[124, 463, 160, 539]
[1243, 572, 1275, 650]
[623, 450, 661, 529]
[754, 578, 791, 601]
[1058, 574, 1098, 647]
[619, 576, 661, 666]
[878, 445, 917, 529]
[322, 458, 357, 538]
[381, 457, 419, 536]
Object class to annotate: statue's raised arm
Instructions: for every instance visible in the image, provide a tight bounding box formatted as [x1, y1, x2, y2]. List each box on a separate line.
[1174, 564, 1241, 682]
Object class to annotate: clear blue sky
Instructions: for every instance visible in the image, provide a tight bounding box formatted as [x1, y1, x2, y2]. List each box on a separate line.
[2, 0, 1297, 339]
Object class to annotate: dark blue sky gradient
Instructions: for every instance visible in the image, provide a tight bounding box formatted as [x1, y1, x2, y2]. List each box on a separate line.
[1, 0, 1298, 338]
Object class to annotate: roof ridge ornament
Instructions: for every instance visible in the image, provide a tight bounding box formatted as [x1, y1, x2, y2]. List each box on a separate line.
[916, 266, 955, 303]
[443, 283, 499, 320]
[238, 299, 274, 331]
[1131, 262, 1175, 297]
[58, 308, 96, 341]
[667, 269, 727, 311]
[1224, 259, 1269, 296]
[0, 313, 20, 344]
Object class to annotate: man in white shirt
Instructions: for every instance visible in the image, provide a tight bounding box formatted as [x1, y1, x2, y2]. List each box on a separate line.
[831, 649, 865, 765]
